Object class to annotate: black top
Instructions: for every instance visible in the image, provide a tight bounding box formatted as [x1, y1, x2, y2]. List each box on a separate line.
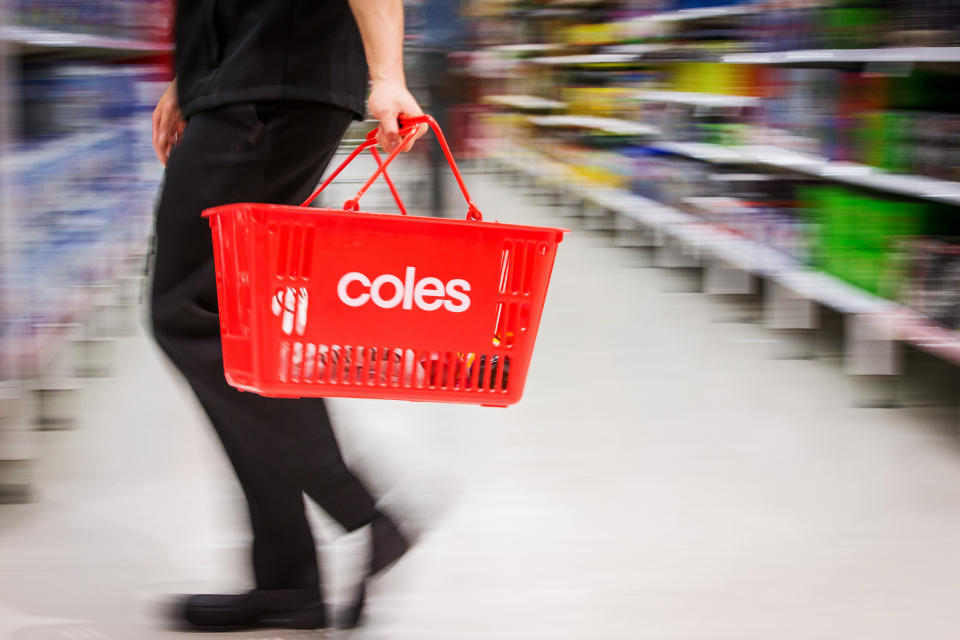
[175, 0, 369, 119]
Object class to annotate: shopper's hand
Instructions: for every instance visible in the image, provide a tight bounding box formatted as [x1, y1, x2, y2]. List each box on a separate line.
[368, 80, 426, 153]
[152, 82, 186, 166]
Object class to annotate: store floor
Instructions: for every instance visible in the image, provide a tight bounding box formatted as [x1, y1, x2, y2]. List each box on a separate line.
[3, 172, 960, 640]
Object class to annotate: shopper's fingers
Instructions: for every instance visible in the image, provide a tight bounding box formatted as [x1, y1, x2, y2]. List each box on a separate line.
[158, 131, 172, 165]
[155, 109, 178, 165]
[400, 123, 426, 152]
[154, 132, 168, 166]
[152, 82, 184, 167]
[168, 120, 186, 155]
[398, 104, 426, 152]
[158, 131, 173, 165]
[152, 109, 165, 164]
[151, 103, 163, 132]
[159, 135, 170, 165]
[164, 131, 177, 158]
[378, 111, 401, 153]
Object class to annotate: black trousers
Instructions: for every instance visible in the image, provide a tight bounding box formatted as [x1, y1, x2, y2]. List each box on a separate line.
[150, 101, 378, 594]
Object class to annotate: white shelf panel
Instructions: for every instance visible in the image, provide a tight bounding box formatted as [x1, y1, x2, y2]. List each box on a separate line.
[738, 145, 960, 206]
[649, 140, 960, 206]
[723, 47, 960, 65]
[649, 141, 751, 164]
[528, 53, 641, 66]
[774, 270, 893, 316]
[487, 43, 563, 54]
[876, 311, 960, 367]
[484, 95, 567, 111]
[582, 187, 690, 228]
[0, 131, 120, 172]
[603, 44, 670, 56]
[528, 115, 661, 136]
[638, 90, 761, 109]
[645, 4, 761, 22]
[669, 222, 796, 276]
[1, 25, 172, 56]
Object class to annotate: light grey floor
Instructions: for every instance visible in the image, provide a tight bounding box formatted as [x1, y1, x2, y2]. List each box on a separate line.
[3, 173, 960, 639]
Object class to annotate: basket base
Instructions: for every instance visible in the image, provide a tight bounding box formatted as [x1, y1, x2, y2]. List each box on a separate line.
[226, 377, 518, 406]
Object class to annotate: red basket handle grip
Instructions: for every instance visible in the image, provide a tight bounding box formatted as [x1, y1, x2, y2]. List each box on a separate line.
[300, 114, 483, 222]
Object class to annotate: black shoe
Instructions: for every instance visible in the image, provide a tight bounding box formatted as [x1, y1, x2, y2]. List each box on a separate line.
[336, 512, 412, 629]
[172, 588, 328, 631]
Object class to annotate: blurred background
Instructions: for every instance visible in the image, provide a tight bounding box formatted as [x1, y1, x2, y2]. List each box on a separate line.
[4, 0, 960, 638]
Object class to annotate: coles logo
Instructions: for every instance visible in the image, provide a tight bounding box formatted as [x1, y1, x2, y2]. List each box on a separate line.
[337, 266, 471, 313]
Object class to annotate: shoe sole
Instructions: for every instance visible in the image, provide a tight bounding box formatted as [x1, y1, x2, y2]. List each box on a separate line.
[173, 611, 329, 632]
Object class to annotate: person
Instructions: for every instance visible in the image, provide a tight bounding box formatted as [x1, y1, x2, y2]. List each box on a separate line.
[149, 0, 426, 631]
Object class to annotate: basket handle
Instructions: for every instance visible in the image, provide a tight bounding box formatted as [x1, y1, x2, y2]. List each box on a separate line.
[300, 114, 483, 222]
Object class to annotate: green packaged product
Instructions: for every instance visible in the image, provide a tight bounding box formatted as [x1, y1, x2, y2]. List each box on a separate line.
[880, 112, 910, 174]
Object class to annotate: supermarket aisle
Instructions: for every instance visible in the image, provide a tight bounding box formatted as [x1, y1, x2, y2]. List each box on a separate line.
[3, 172, 960, 640]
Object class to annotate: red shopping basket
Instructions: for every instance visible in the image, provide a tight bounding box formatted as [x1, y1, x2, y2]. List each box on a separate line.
[203, 115, 566, 406]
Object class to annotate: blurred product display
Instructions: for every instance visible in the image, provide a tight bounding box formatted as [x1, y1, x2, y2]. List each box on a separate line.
[0, 0, 171, 495]
[476, 0, 960, 299]
[1, 0, 959, 497]
[2, 62, 167, 376]
[746, 0, 960, 51]
[902, 238, 960, 330]
[2, 1, 960, 631]
[9, 0, 171, 41]
[473, 0, 960, 400]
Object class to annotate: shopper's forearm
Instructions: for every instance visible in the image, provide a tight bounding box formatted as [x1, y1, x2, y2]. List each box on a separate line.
[346, 0, 424, 152]
[347, 0, 406, 84]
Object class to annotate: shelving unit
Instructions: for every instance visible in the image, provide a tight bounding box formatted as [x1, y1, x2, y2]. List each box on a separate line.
[636, 89, 761, 108]
[638, 3, 761, 22]
[487, 43, 563, 54]
[648, 140, 752, 164]
[0, 0, 28, 501]
[0, 0, 170, 499]
[477, 0, 960, 408]
[529, 53, 644, 66]
[483, 94, 567, 111]
[648, 141, 960, 206]
[0, 25, 172, 57]
[495, 143, 960, 365]
[723, 47, 960, 65]
[528, 114, 661, 136]
[0, 1, 13, 383]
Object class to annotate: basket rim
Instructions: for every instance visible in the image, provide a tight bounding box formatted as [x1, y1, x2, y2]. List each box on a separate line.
[202, 202, 569, 242]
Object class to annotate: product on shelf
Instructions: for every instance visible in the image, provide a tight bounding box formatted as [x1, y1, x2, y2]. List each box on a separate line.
[701, 173, 814, 262]
[630, 148, 713, 205]
[18, 62, 140, 138]
[903, 239, 960, 329]
[2, 60, 168, 373]
[740, 67, 960, 182]
[477, 0, 960, 320]
[563, 86, 638, 118]
[886, 0, 960, 47]
[799, 185, 928, 298]
[11, 0, 173, 41]
[746, 0, 960, 51]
